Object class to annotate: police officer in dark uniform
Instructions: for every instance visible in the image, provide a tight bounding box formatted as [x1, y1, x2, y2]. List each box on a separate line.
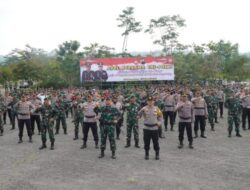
[82, 63, 95, 82]
[94, 63, 108, 81]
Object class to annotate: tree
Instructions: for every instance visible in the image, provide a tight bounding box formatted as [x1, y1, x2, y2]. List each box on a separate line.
[83, 43, 115, 58]
[117, 7, 142, 53]
[145, 15, 186, 55]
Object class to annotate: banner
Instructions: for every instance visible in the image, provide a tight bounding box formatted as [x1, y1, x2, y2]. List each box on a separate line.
[80, 56, 174, 82]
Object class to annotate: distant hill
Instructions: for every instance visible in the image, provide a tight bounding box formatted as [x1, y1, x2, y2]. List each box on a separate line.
[243, 52, 250, 58]
[0, 55, 6, 64]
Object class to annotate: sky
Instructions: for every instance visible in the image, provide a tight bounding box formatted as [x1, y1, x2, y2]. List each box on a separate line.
[0, 0, 249, 55]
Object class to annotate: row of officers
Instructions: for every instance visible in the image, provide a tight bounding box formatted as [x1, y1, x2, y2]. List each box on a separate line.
[0, 88, 250, 160]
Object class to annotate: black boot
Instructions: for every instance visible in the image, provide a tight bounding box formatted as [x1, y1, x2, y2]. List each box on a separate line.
[201, 131, 207, 138]
[228, 131, 232, 137]
[178, 142, 183, 149]
[124, 141, 131, 148]
[144, 150, 149, 160]
[236, 132, 242, 137]
[50, 140, 55, 150]
[95, 141, 99, 149]
[18, 137, 23, 144]
[189, 142, 194, 149]
[211, 124, 215, 131]
[80, 141, 87, 149]
[64, 128, 67, 135]
[73, 131, 78, 140]
[194, 131, 198, 138]
[0, 129, 3, 136]
[170, 125, 174, 131]
[29, 136, 32, 143]
[39, 141, 47, 150]
[55, 128, 59, 135]
[155, 151, 160, 160]
[111, 151, 116, 159]
[98, 150, 105, 158]
[135, 141, 140, 148]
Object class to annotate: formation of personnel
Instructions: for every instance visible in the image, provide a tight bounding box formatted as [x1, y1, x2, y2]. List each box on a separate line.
[0, 83, 250, 160]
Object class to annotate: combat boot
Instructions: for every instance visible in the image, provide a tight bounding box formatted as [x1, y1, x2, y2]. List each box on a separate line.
[111, 151, 116, 159]
[236, 132, 242, 137]
[98, 150, 105, 158]
[155, 151, 160, 160]
[194, 131, 198, 138]
[95, 141, 99, 149]
[0, 129, 3, 136]
[189, 142, 194, 149]
[55, 128, 59, 135]
[201, 131, 207, 138]
[170, 125, 174, 131]
[178, 142, 183, 149]
[29, 136, 32, 143]
[64, 128, 67, 135]
[135, 141, 140, 148]
[211, 124, 215, 131]
[18, 137, 23, 144]
[39, 141, 47, 150]
[80, 141, 87, 149]
[73, 131, 78, 140]
[50, 140, 55, 150]
[144, 150, 149, 160]
[124, 141, 131, 148]
[228, 131, 232, 137]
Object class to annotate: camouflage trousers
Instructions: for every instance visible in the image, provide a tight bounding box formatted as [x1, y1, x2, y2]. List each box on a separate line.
[41, 121, 55, 143]
[228, 115, 240, 133]
[208, 108, 216, 125]
[73, 117, 83, 135]
[126, 123, 139, 143]
[0, 114, 4, 134]
[100, 124, 116, 151]
[56, 116, 67, 131]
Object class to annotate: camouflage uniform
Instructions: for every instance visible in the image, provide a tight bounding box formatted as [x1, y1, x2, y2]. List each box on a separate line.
[36, 104, 57, 149]
[225, 96, 242, 137]
[204, 95, 217, 130]
[95, 105, 120, 158]
[72, 100, 84, 140]
[54, 99, 70, 134]
[0, 97, 7, 136]
[124, 102, 140, 147]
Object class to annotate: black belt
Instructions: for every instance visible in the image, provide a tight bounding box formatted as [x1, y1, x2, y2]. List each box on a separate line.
[85, 115, 95, 118]
[179, 116, 191, 120]
[165, 105, 174, 107]
[144, 123, 158, 127]
[194, 107, 205, 109]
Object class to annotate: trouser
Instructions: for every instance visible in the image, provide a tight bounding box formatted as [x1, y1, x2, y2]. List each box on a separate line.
[83, 122, 98, 142]
[4, 108, 12, 124]
[56, 117, 67, 132]
[0, 114, 4, 134]
[100, 124, 116, 151]
[41, 122, 54, 143]
[228, 115, 240, 133]
[31, 114, 41, 134]
[178, 122, 193, 143]
[11, 112, 18, 129]
[163, 111, 174, 130]
[194, 115, 206, 132]
[18, 119, 32, 138]
[74, 118, 83, 136]
[126, 124, 139, 143]
[116, 117, 123, 138]
[242, 108, 250, 129]
[219, 102, 224, 117]
[208, 108, 215, 126]
[143, 129, 160, 151]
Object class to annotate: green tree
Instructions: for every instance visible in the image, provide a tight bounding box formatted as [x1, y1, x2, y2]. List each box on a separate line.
[83, 43, 115, 58]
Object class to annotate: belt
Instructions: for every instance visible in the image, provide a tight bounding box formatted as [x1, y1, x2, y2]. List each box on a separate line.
[85, 115, 95, 118]
[194, 107, 205, 109]
[165, 105, 174, 107]
[179, 116, 191, 120]
[144, 123, 158, 127]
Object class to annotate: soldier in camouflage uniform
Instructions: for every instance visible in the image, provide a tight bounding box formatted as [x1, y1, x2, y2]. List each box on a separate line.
[9, 95, 19, 130]
[124, 94, 140, 148]
[71, 94, 84, 140]
[225, 91, 242, 137]
[54, 95, 70, 135]
[0, 95, 7, 136]
[95, 97, 121, 159]
[36, 98, 57, 150]
[204, 90, 217, 131]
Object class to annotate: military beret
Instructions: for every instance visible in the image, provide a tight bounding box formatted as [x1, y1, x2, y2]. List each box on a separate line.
[147, 96, 154, 101]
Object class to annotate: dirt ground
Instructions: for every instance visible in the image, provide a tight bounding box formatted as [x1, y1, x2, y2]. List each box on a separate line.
[0, 113, 250, 190]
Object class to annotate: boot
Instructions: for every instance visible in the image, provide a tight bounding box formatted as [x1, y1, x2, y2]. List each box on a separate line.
[189, 142, 194, 149]
[211, 124, 215, 131]
[170, 125, 174, 131]
[124, 141, 131, 148]
[228, 131, 232, 137]
[135, 141, 140, 148]
[194, 131, 198, 138]
[155, 151, 160, 160]
[200, 131, 207, 138]
[98, 150, 105, 158]
[144, 150, 149, 160]
[39, 141, 47, 150]
[64, 128, 67, 135]
[29, 136, 32, 143]
[95, 141, 99, 149]
[50, 140, 55, 150]
[80, 141, 87, 149]
[0, 129, 3, 136]
[55, 128, 59, 135]
[236, 132, 242, 137]
[18, 137, 23, 144]
[73, 132, 78, 140]
[111, 151, 116, 159]
[178, 142, 183, 149]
